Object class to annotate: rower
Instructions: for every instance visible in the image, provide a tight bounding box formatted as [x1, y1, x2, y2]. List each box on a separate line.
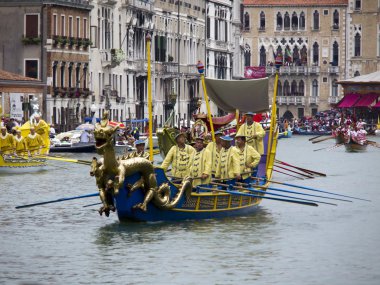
[189, 136, 212, 187]
[122, 139, 149, 160]
[14, 127, 27, 156]
[161, 132, 195, 179]
[33, 114, 49, 137]
[205, 130, 223, 177]
[215, 135, 241, 185]
[0, 125, 15, 155]
[234, 134, 261, 183]
[236, 112, 266, 155]
[25, 126, 44, 156]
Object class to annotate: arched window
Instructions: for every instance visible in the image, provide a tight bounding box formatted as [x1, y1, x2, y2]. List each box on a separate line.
[244, 44, 251, 67]
[299, 12, 305, 30]
[299, 80, 305, 96]
[293, 46, 300, 65]
[332, 79, 338, 97]
[313, 42, 319, 64]
[284, 80, 290, 96]
[52, 62, 58, 88]
[277, 81, 283, 97]
[332, 41, 339, 66]
[244, 12, 250, 30]
[354, 71, 360, 77]
[259, 46, 266, 66]
[260, 11, 265, 29]
[301, 46, 308, 65]
[276, 12, 283, 30]
[354, 33, 361, 56]
[313, 10, 319, 30]
[333, 10, 339, 29]
[291, 12, 298, 30]
[291, 80, 298, 96]
[60, 63, 65, 87]
[312, 79, 319, 97]
[284, 12, 290, 30]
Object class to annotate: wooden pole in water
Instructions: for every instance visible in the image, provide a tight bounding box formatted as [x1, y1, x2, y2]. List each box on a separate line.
[146, 33, 154, 161]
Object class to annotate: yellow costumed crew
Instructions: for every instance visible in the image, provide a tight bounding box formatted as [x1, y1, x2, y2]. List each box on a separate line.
[14, 128, 27, 156]
[122, 139, 150, 160]
[215, 135, 241, 181]
[236, 112, 266, 155]
[33, 114, 49, 136]
[161, 133, 195, 178]
[0, 126, 15, 154]
[25, 126, 44, 156]
[189, 136, 212, 187]
[205, 130, 223, 176]
[234, 134, 261, 181]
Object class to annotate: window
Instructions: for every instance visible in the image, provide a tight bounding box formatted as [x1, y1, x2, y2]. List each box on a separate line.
[312, 79, 318, 97]
[83, 18, 87, 38]
[53, 14, 57, 36]
[291, 12, 298, 30]
[154, 35, 167, 62]
[284, 12, 290, 30]
[60, 63, 65, 87]
[333, 10, 339, 29]
[61, 15, 65, 36]
[299, 80, 305, 96]
[332, 41, 339, 66]
[68, 63, 73, 88]
[301, 46, 308, 65]
[69, 16, 73, 37]
[313, 10, 319, 30]
[25, 14, 39, 38]
[207, 16, 210, 38]
[284, 80, 290, 96]
[313, 42, 319, 64]
[291, 80, 297, 96]
[259, 46, 266, 66]
[76, 17, 80, 38]
[276, 12, 283, 30]
[354, 71, 360, 77]
[260, 11, 265, 29]
[297, 108, 304, 119]
[293, 46, 300, 65]
[323, 10, 329, 16]
[299, 12, 305, 30]
[244, 44, 251, 67]
[378, 24, 380, 56]
[244, 12, 250, 30]
[277, 81, 282, 96]
[25, 59, 38, 79]
[355, 0, 361, 10]
[52, 62, 58, 87]
[354, 33, 361, 56]
[332, 79, 338, 97]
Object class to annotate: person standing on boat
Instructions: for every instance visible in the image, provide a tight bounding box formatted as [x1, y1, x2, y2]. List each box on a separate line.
[189, 136, 212, 187]
[161, 132, 195, 178]
[234, 134, 261, 183]
[25, 126, 44, 156]
[215, 135, 241, 182]
[122, 139, 149, 160]
[206, 130, 223, 177]
[33, 114, 49, 137]
[236, 112, 266, 155]
[14, 128, 27, 156]
[0, 126, 15, 155]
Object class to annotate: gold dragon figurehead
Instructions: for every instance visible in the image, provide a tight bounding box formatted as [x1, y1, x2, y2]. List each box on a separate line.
[94, 111, 119, 155]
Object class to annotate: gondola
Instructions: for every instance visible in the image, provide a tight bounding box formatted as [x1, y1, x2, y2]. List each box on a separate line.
[49, 142, 96, 153]
[344, 142, 367, 152]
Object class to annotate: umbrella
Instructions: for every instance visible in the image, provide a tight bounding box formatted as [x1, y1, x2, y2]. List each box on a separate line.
[76, 123, 95, 131]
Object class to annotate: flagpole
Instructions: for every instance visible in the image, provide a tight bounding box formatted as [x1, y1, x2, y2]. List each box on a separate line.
[146, 33, 154, 161]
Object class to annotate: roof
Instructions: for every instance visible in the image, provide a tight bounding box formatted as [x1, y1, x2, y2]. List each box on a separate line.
[244, 0, 348, 6]
[338, 71, 380, 85]
[0, 69, 40, 81]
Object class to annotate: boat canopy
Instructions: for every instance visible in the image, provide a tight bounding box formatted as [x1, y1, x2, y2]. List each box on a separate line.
[204, 77, 269, 113]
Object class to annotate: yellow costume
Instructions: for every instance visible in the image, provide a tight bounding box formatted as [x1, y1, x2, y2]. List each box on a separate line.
[236, 122, 266, 154]
[189, 148, 212, 187]
[25, 133, 44, 155]
[0, 132, 15, 154]
[206, 141, 222, 175]
[161, 144, 195, 178]
[215, 147, 240, 180]
[14, 135, 27, 156]
[34, 118, 49, 136]
[235, 144, 261, 180]
[122, 150, 149, 160]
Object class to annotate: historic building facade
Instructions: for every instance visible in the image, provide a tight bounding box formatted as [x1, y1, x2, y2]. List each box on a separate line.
[243, 0, 348, 119]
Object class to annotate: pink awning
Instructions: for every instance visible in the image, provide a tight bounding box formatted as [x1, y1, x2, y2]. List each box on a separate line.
[353, 93, 380, 107]
[373, 100, 380, 108]
[337, 93, 361, 108]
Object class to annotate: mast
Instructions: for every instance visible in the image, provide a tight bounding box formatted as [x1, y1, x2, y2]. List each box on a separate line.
[146, 33, 154, 161]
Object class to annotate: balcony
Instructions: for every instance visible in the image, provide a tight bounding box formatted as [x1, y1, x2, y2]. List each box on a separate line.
[328, 66, 339, 74]
[309, 96, 319, 105]
[309, 66, 320, 74]
[100, 50, 112, 68]
[277, 96, 305, 106]
[123, 0, 154, 12]
[328, 96, 340, 104]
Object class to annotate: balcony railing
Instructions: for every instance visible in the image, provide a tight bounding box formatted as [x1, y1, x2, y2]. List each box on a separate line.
[328, 96, 340, 104]
[266, 66, 309, 75]
[309, 66, 320, 74]
[277, 96, 305, 105]
[328, 66, 339, 74]
[309, 96, 319, 105]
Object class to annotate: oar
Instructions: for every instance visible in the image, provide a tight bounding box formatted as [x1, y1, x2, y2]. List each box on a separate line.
[309, 134, 325, 141]
[211, 182, 336, 206]
[273, 169, 305, 180]
[274, 164, 314, 179]
[312, 136, 334, 144]
[83, 202, 102, 208]
[15, 193, 100, 209]
[250, 177, 370, 202]
[275, 159, 326, 177]
[241, 180, 351, 203]
[197, 186, 318, 207]
[367, 140, 380, 148]
[314, 143, 343, 152]
[33, 155, 91, 165]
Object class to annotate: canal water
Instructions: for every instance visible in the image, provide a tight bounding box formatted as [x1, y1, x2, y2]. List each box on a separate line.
[0, 136, 379, 285]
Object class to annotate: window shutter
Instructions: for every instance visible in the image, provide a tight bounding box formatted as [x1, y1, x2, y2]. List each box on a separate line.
[26, 15, 38, 38]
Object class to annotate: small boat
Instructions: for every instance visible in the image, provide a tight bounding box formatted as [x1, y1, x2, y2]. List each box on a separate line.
[49, 142, 96, 153]
[293, 128, 332, 136]
[344, 142, 368, 152]
[278, 129, 292, 139]
[0, 155, 47, 174]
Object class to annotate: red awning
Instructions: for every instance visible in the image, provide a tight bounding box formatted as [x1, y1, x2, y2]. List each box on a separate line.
[353, 93, 380, 107]
[373, 100, 380, 108]
[337, 93, 361, 108]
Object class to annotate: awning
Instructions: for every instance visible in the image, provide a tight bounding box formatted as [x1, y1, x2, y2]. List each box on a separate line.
[336, 93, 361, 108]
[353, 93, 380, 107]
[373, 100, 380, 108]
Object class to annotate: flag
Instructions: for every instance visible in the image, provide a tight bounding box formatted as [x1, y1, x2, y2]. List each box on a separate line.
[285, 48, 292, 63]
